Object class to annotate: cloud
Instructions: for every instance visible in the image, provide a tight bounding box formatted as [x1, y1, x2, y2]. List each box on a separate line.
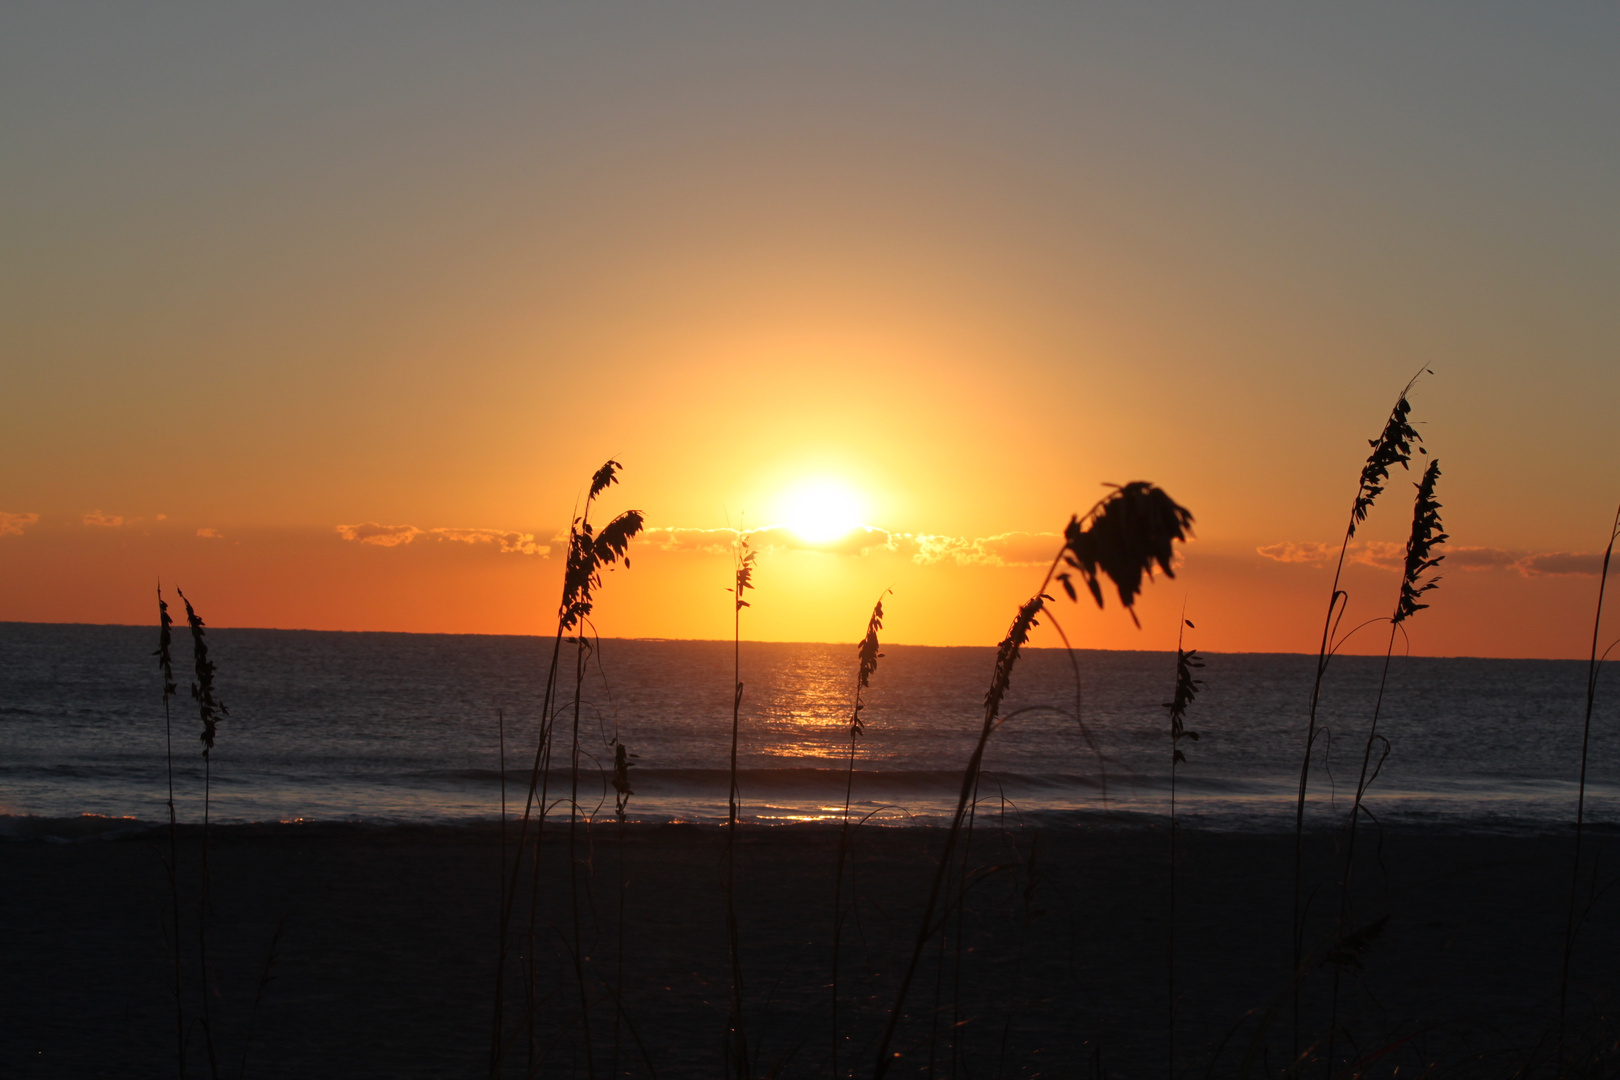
[906, 531, 1062, 567]
[1516, 551, 1611, 577]
[1255, 541, 1340, 566]
[640, 525, 1084, 565]
[1254, 540, 1403, 569]
[1259, 540, 1613, 577]
[752, 525, 894, 555]
[82, 510, 125, 528]
[337, 523, 423, 547]
[0, 511, 39, 537]
[196, 527, 225, 540]
[336, 523, 547, 555]
[639, 524, 895, 556]
[430, 528, 548, 555]
[640, 527, 738, 554]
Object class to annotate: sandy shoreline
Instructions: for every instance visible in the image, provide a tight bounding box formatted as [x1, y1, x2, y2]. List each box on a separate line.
[3, 818, 1617, 1078]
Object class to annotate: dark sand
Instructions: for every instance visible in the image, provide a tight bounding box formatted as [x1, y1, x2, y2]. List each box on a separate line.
[2, 817, 1616, 1078]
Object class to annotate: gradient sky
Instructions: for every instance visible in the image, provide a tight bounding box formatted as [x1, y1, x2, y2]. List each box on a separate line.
[3, 4, 1617, 657]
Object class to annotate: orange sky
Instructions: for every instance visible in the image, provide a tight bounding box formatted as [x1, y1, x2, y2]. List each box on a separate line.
[2, 5, 1617, 658]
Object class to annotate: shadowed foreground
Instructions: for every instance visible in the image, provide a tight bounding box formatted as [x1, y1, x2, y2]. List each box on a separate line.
[2, 819, 1616, 1078]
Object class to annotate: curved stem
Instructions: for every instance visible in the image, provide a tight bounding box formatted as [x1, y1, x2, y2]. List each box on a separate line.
[1326, 618, 1399, 1075]
[1559, 503, 1619, 1073]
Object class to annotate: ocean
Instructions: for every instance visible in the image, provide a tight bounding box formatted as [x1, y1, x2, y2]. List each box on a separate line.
[1, 621, 1614, 834]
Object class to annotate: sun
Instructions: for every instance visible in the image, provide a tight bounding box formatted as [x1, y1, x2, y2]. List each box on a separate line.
[779, 479, 867, 544]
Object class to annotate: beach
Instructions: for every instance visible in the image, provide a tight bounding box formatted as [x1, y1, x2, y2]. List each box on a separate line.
[4, 817, 1616, 1078]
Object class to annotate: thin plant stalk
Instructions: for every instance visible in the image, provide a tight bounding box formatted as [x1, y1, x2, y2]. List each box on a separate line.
[1289, 369, 1427, 1068]
[610, 742, 632, 1080]
[1326, 459, 1445, 1073]
[831, 591, 887, 1080]
[1163, 616, 1203, 1080]
[873, 482, 1192, 1079]
[725, 533, 757, 1080]
[1558, 502, 1620, 1071]
[488, 605, 565, 1075]
[156, 583, 186, 1080]
[567, 628, 597, 1080]
[178, 589, 226, 1080]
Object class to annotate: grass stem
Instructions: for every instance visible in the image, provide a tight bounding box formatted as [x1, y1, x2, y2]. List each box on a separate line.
[1558, 501, 1620, 1073]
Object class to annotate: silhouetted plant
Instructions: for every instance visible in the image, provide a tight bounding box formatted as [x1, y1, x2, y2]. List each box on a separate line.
[610, 742, 634, 822]
[155, 582, 186, 1080]
[491, 459, 642, 1080]
[1327, 458, 1447, 1072]
[563, 490, 645, 1080]
[1559, 501, 1620, 1071]
[872, 482, 1192, 1080]
[177, 587, 227, 1080]
[1057, 481, 1195, 623]
[724, 532, 757, 1080]
[1289, 369, 1429, 1065]
[831, 590, 888, 1078]
[1163, 617, 1203, 1080]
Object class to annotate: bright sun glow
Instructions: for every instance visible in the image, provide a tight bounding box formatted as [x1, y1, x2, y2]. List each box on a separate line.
[780, 480, 866, 543]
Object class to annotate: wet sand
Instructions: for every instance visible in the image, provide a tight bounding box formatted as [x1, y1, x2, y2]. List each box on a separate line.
[2, 817, 1616, 1078]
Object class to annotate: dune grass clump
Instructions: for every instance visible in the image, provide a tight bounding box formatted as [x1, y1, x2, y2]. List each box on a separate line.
[1289, 369, 1429, 1061]
[871, 481, 1192, 1079]
[830, 590, 889, 1078]
[1325, 457, 1447, 1071]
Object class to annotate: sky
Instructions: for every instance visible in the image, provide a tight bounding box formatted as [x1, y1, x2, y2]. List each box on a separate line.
[2, 3, 1617, 657]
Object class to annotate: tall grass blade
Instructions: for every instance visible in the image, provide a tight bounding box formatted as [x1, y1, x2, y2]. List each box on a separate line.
[1558, 501, 1620, 1073]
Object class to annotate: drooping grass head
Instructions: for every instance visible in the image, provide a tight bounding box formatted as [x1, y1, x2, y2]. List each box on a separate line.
[155, 583, 178, 701]
[850, 596, 886, 737]
[1058, 482, 1194, 625]
[176, 588, 227, 754]
[1395, 459, 1447, 625]
[1351, 376, 1429, 537]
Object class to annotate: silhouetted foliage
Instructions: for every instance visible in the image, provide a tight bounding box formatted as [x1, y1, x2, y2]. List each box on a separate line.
[850, 596, 886, 737]
[177, 588, 227, 754]
[985, 594, 1049, 723]
[1395, 459, 1447, 625]
[1324, 915, 1390, 971]
[1351, 376, 1429, 536]
[1058, 482, 1194, 623]
[589, 459, 623, 500]
[611, 742, 634, 822]
[155, 585, 178, 702]
[1164, 630, 1204, 766]
[560, 510, 645, 632]
[732, 535, 756, 611]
